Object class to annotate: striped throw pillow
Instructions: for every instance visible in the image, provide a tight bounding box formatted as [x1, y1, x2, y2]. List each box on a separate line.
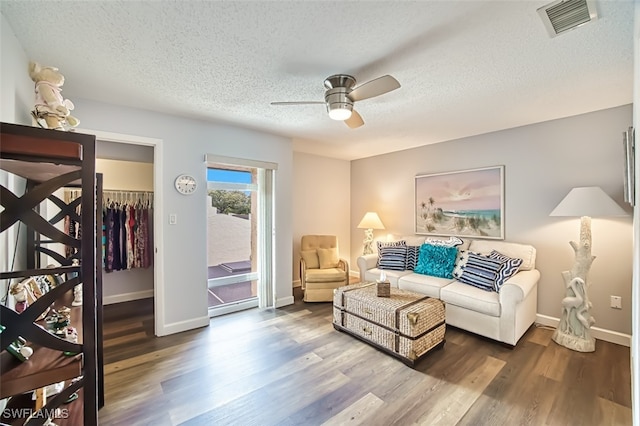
[377, 240, 406, 252]
[489, 250, 523, 290]
[457, 252, 504, 292]
[377, 246, 407, 270]
[405, 245, 420, 270]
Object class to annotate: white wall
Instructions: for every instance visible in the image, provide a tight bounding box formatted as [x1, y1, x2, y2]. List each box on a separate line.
[0, 14, 31, 308]
[292, 152, 351, 284]
[72, 98, 293, 334]
[1, 26, 294, 335]
[352, 105, 634, 336]
[0, 14, 31, 125]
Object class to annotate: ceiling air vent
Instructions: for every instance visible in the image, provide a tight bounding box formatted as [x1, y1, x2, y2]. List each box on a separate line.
[537, 0, 598, 38]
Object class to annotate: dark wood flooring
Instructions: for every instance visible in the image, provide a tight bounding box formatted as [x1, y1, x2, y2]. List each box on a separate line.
[99, 289, 632, 425]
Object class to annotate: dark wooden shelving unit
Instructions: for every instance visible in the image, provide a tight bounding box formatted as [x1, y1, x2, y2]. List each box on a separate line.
[1, 122, 100, 425]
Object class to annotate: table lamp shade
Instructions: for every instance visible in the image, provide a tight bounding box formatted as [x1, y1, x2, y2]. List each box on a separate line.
[357, 212, 385, 230]
[549, 186, 627, 217]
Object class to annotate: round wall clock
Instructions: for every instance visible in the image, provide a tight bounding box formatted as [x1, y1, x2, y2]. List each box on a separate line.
[174, 174, 197, 195]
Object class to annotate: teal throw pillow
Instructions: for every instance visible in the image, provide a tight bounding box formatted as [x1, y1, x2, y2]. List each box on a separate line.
[414, 243, 458, 278]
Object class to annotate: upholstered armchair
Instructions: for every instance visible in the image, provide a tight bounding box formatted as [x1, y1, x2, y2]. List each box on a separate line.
[300, 235, 349, 302]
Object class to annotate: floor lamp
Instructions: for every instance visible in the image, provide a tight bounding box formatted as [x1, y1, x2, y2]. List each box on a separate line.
[549, 186, 628, 352]
[357, 212, 385, 255]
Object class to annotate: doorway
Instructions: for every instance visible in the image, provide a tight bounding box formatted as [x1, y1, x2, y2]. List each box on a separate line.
[78, 128, 164, 335]
[207, 166, 258, 316]
[206, 155, 276, 317]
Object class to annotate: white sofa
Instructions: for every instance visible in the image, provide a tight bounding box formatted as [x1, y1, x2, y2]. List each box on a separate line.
[357, 237, 540, 346]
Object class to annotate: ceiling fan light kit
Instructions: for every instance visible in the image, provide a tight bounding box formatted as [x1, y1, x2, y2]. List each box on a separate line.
[271, 73, 400, 128]
[326, 91, 353, 121]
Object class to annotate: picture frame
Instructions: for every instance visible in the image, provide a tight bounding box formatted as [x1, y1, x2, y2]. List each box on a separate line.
[415, 165, 505, 239]
[623, 126, 635, 206]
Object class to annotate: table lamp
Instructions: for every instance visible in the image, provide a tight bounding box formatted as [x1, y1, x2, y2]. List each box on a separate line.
[549, 186, 628, 352]
[357, 212, 385, 255]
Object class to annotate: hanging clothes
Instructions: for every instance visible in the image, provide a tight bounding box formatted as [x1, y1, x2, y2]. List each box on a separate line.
[101, 191, 153, 273]
[65, 189, 153, 273]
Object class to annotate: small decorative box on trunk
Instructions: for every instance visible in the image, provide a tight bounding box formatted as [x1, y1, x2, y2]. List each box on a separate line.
[376, 280, 390, 297]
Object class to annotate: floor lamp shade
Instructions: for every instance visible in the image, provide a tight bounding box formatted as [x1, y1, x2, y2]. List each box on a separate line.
[549, 186, 627, 218]
[549, 186, 627, 352]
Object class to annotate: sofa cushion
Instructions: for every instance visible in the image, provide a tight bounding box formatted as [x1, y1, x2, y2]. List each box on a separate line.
[440, 281, 501, 317]
[414, 243, 458, 278]
[398, 273, 455, 298]
[364, 268, 412, 287]
[378, 245, 407, 270]
[468, 240, 536, 271]
[457, 252, 505, 292]
[317, 247, 339, 269]
[301, 249, 320, 269]
[489, 250, 523, 290]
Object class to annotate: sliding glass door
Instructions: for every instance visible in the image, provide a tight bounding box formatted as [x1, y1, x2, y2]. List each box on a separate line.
[206, 166, 258, 316]
[206, 157, 275, 317]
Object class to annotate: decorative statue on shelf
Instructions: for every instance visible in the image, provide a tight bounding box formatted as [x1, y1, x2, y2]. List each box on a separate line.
[9, 280, 30, 313]
[0, 325, 33, 362]
[28, 61, 79, 131]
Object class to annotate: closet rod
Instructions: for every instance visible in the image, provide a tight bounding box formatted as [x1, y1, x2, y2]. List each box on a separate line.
[102, 190, 153, 206]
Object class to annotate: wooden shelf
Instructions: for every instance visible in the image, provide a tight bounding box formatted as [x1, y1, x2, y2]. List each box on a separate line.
[2, 384, 84, 425]
[0, 123, 83, 162]
[1, 122, 99, 425]
[0, 349, 82, 399]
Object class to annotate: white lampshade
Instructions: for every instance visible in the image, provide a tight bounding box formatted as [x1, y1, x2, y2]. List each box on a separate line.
[549, 186, 628, 217]
[357, 212, 385, 229]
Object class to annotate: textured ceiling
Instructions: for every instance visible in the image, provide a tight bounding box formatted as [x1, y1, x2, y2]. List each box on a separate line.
[1, 1, 634, 160]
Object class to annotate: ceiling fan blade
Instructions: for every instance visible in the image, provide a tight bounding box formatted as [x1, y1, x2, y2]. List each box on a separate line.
[344, 110, 364, 129]
[348, 75, 401, 102]
[270, 101, 325, 106]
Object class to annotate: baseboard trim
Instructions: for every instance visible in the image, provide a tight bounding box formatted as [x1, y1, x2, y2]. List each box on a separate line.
[536, 314, 631, 347]
[276, 295, 295, 308]
[103, 290, 154, 305]
[156, 316, 210, 337]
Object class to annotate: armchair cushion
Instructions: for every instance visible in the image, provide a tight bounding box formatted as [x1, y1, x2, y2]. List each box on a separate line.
[301, 249, 320, 269]
[305, 267, 347, 283]
[317, 247, 339, 269]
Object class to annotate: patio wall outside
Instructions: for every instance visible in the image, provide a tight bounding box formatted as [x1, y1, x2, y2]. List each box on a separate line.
[207, 199, 251, 267]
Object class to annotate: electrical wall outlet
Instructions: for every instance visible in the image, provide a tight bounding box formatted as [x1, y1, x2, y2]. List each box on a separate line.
[610, 295, 622, 309]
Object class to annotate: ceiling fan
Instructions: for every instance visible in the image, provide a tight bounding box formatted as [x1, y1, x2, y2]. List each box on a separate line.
[271, 74, 401, 129]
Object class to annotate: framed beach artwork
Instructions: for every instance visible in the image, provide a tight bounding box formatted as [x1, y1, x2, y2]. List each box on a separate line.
[415, 165, 505, 239]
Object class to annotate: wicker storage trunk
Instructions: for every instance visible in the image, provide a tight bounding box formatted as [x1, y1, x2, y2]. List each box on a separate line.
[333, 283, 445, 366]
